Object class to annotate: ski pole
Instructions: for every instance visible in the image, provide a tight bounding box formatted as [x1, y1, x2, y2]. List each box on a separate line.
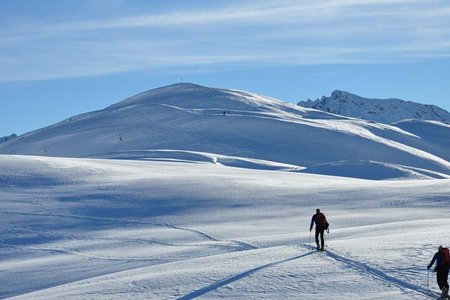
[309, 230, 312, 248]
[427, 269, 430, 294]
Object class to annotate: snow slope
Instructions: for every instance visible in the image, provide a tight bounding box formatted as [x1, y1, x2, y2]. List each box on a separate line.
[393, 120, 450, 162]
[298, 90, 450, 124]
[0, 83, 449, 180]
[2, 84, 450, 299]
[1, 154, 449, 299]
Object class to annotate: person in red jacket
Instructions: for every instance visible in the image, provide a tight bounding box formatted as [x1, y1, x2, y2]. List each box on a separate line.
[428, 245, 450, 298]
[309, 208, 329, 251]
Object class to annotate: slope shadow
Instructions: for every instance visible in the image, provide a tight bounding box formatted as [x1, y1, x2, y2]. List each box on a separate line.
[301, 244, 439, 299]
[177, 250, 314, 300]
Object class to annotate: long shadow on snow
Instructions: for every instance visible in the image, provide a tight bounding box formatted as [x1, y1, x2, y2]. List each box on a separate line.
[302, 244, 438, 299]
[177, 250, 314, 300]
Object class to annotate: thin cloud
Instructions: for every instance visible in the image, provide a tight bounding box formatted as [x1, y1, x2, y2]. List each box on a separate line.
[1, 0, 449, 82]
[3, 0, 429, 33]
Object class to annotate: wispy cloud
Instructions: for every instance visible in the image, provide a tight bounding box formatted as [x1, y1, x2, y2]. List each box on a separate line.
[1, 0, 450, 82]
[4, 0, 423, 33]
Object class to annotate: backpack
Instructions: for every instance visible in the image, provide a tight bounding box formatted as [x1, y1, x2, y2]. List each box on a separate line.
[442, 248, 450, 266]
[317, 213, 329, 230]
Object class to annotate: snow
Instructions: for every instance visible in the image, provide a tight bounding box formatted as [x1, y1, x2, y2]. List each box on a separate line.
[0, 83, 449, 180]
[298, 90, 450, 124]
[393, 120, 450, 162]
[1, 154, 449, 299]
[1, 83, 450, 299]
[0, 134, 17, 144]
[302, 159, 449, 180]
[92, 149, 304, 172]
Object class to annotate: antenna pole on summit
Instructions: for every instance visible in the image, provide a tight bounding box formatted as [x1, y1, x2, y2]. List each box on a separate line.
[180, 76, 183, 82]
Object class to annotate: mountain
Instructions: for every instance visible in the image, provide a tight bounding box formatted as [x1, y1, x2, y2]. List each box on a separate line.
[0, 133, 17, 144]
[298, 90, 450, 124]
[1, 83, 449, 180]
[1, 84, 450, 298]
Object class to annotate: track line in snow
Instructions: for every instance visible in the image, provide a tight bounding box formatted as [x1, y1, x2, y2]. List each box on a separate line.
[7, 245, 278, 299]
[0, 210, 257, 251]
[301, 244, 439, 299]
[177, 250, 315, 300]
[1, 209, 259, 265]
[0, 243, 163, 262]
[3, 225, 254, 252]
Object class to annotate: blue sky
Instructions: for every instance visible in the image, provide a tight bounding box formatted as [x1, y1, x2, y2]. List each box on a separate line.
[1, 0, 450, 137]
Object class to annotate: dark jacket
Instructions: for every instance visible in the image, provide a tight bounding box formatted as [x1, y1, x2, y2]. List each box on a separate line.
[310, 213, 327, 231]
[428, 252, 448, 272]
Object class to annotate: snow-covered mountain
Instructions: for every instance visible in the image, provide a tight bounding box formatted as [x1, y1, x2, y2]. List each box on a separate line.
[298, 90, 450, 124]
[2, 83, 450, 299]
[0, 133, 17, 144]
[1, 83, 449, 180]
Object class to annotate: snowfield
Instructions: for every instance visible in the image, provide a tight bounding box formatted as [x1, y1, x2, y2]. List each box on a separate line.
[1, 155, 449, 299]
[1, 83, 449, 299]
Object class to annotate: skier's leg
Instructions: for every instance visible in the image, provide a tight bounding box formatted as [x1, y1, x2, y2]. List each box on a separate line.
[445, 267, 449, 290]
[438, 272, 446, 299]
[438, 269, 445, 291]
[444, 267, 449, 297]
[320, 229, 325, 250]
[315, 229, 320, 250]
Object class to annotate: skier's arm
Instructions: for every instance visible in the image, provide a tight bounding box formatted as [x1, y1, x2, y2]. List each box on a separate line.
[428, 253, 438, 269]
[309, 216, 315, 231]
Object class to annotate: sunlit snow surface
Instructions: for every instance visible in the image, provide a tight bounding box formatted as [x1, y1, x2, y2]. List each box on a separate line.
[1, 155, 449, 299]
[298, 90, 450, 124]
[1, 83, 449, 298]
[1, 83, 449, 180]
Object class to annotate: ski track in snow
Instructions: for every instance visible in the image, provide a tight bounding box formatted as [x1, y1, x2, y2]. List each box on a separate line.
[0, 210, 256, 251]
[2, 221, 444, 299]
[177, 250, 316, 300]
[300, 244, 439, 299]
[0, 209, 258, 267]
[172, 243, 439, 300]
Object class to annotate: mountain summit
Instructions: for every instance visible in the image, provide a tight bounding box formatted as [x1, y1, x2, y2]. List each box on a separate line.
[298, 90, 450, 124]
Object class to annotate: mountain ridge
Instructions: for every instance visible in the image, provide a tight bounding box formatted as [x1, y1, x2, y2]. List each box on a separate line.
[298, 90, 450, 124]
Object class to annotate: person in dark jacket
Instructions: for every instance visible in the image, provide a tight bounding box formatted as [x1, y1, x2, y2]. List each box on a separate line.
[309, 208, 328, 251]
[428, 245, 450, 298]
